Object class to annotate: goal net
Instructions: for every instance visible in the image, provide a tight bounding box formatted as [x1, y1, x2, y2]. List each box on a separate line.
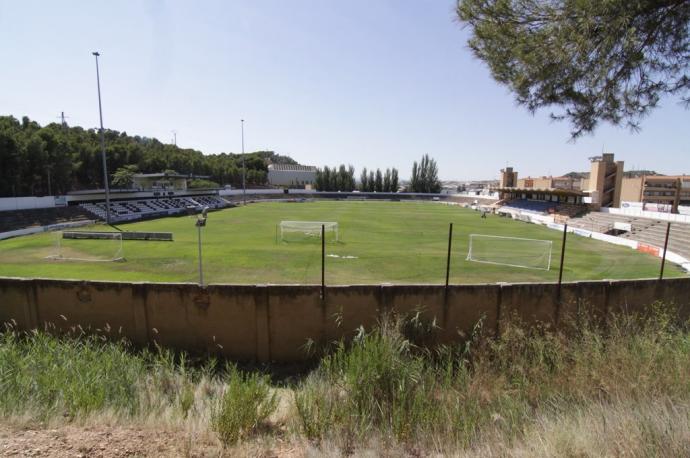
[46, 231, 125, 262]
[278, 221, 339, 243]
[466, 234, 552, 270]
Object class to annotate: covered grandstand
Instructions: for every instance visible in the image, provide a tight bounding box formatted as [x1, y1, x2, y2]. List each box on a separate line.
[79, 195, 227, 222]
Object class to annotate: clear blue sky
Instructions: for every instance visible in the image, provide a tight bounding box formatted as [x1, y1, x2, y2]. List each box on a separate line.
[1, 0, 688, 180]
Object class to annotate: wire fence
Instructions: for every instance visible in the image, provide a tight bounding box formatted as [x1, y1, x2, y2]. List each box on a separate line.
[29, 217, 682, 286]
[246, 223, 680, 287]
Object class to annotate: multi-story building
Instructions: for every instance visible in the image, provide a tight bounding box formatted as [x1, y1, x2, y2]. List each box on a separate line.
[267, 164, 317, 187]
[622, 175, 690, 213]
[499, 167, 518, 188]
[515, 175, 578, 191]
[584, 153, 624, 208]
[496, 152, 688, 213]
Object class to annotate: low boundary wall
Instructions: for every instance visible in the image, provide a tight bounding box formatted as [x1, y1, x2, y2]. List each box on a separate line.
[0, 220, 96, 241]
[1, 277, 689, 362]
[63, 231, 174, 241]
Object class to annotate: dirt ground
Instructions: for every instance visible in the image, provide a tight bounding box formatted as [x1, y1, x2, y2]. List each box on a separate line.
[0, 424, 200, 457]
[0, 423, 307, 457]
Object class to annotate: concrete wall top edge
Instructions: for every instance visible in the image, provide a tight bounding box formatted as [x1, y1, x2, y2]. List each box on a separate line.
[0, 277, 687, 290]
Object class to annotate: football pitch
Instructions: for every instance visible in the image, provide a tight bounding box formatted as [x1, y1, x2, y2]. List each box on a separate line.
[0, 201, 683, 284]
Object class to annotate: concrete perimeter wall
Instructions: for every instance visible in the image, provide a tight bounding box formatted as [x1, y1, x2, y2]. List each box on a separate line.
[1, 277, 689, 362]
[0, 196, 57, 212]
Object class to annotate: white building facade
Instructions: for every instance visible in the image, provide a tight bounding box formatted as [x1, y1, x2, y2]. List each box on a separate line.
[267, 164, 317, 187]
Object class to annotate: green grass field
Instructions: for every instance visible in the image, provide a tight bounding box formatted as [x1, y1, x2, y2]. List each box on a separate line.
[0, 201, 683, 284]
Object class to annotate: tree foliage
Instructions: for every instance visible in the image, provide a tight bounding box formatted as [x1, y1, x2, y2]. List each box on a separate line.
[111, 165, 138, 188]
[457, 0, 690, 138]
[314, 164, 400, 192]
[374, 169, 383, 192]
[0, 116, 291, 197]
[314, 164, 356, 191]
[409, 154, 441, 193]
[391, 168, 399, 192]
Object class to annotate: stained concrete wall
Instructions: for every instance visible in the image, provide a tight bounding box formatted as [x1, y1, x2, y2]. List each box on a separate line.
[1, 277, 688, 362]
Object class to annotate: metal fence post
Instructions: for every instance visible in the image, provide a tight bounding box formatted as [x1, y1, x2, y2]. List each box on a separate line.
[554, 223, 568, 325]
[321, 224, 325, 300]
[445, 222, 453, 292]
[659, 222, 671, 280]
[558, 223, 568, 290]
[197, 224, 203, 286]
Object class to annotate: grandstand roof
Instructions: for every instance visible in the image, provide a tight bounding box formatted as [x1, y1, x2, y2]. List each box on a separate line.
[268, 164, 317, 172]
[496, 187, 585, 196]
[133, 173, 209, 179]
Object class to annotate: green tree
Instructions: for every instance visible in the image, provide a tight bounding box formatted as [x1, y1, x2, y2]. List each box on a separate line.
[374, 169, 383, 192]
[383, 168, 391, 192]
[360, 167, 368, 191]
[409, 154, 441, 193]
[112, 165, 139, 188]
[457, 0, 690, 138]
[390, 168, 399, 192]
[188, 178, 220, 189]
[346, 164, 357, 191]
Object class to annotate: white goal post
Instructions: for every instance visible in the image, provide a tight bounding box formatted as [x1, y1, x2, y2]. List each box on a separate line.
[466, 234, 553, 270]
[278, 221, 339, 242]
[46, 231, 125, 262]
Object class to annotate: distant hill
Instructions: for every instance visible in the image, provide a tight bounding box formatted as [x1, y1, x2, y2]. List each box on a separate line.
[254, 151, 298, 165]
[563, 170, 663, 180]
[623, 170, 662, 178]
[0, 115, 300, 197]
[564, 171, 589, 179]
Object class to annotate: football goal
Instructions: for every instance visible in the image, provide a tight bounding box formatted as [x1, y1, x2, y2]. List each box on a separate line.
[278, 221, 339, 243]
[46, 231, 125, 262]
[466, 234, 553, 270]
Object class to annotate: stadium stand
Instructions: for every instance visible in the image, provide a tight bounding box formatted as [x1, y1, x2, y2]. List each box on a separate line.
[501, 199, 557, 214]
[499, 199, 586, 218]
[620, 220, 690, 260]
[568, 212, 690, 260]
[0, 207, 93, 233]
[79, 196, 227, 222]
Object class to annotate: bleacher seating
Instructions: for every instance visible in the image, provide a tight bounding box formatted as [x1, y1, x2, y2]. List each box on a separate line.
[501, 199, 557, 214]
[0, 207, 94, 233]
[79, 195, 227, 223]
[568, 212, 690, 260]
[620, 220, 690, 261]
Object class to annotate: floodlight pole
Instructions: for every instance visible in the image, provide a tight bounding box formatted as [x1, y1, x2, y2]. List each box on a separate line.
[92, 51, 111, 225]
[659, 222, 671, 280]
[241, 119, 246, 205]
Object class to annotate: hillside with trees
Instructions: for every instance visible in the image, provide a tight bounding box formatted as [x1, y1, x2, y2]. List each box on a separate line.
[0, 115, 294, 197]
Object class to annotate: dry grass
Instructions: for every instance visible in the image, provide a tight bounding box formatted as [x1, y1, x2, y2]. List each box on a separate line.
[1, 303, 689, 456]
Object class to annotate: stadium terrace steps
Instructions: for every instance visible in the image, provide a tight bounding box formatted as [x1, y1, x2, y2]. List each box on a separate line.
[79, 196, 227, 223]
[567, 212, 690, 260]
[0, 207, 93, 233]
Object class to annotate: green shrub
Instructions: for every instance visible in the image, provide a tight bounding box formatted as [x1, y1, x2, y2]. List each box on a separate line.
[212, 365, 278, 445]
[0, 329, 144, 419]
[295, 318, 442, 442]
